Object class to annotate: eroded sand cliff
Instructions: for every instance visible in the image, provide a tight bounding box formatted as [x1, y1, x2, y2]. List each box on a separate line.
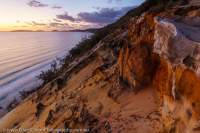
[1, 1, 200, 133]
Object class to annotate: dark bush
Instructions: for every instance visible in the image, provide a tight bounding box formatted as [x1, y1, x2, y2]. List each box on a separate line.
[56, 78, 65, 89]
[37, 61, 60, 85]
[35, 103, 45, 118]
[37, 0, 179, 86]
[37, 33, 104, 85]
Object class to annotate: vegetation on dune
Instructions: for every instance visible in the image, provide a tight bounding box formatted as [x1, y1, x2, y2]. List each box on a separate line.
[37, 34, 104, 85]
[37, 61, 59, 85]
[37, 0, 181, 86]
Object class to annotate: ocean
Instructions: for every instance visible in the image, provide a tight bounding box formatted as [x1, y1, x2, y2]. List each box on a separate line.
[0, 32, 91, 108]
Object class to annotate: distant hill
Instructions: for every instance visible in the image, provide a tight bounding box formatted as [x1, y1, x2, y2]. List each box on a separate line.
[10, 29, 98, 33]
[66, 28, 98, 33]
[11, 30, 36, 32]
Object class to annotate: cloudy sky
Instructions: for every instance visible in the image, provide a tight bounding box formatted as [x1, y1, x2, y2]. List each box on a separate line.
[0, 0, 144, 31]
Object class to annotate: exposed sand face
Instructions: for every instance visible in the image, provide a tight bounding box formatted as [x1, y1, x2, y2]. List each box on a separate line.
[0, 49, 161, 132]
[109, 87, 161, 133]
[2, 2, 200, 132]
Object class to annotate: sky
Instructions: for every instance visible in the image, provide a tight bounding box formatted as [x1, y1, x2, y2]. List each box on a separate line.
[0, 0, 144, 31]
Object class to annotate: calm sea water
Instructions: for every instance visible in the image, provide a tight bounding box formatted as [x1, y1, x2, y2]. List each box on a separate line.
[0, 32, 91, 107]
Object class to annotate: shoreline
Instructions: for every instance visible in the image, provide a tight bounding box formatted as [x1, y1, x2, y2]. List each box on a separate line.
[0, 32, 91, 118]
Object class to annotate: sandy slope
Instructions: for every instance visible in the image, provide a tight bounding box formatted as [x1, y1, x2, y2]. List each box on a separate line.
[3, 1, 200, 132]
[0, 51, 161, 132]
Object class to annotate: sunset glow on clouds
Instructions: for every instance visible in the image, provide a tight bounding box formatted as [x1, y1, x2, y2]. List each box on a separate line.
[0, 0, 144, 31]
